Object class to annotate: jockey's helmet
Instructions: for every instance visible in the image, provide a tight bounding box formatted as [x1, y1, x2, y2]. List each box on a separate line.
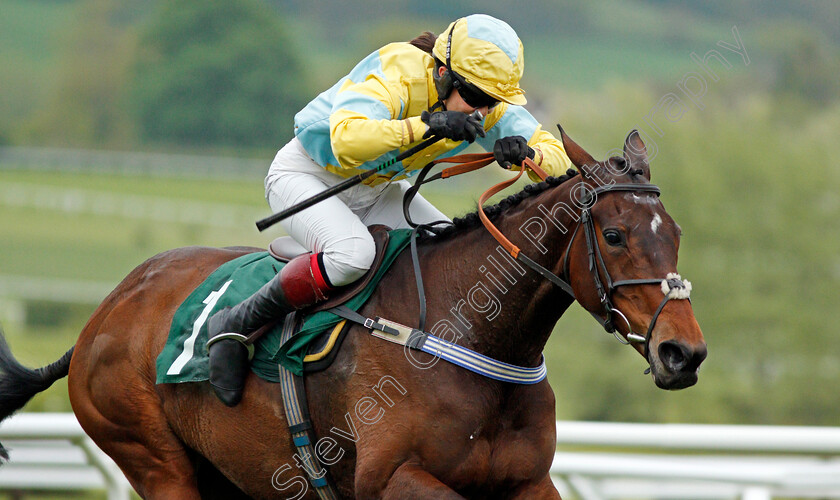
[432, 14, 526, 106]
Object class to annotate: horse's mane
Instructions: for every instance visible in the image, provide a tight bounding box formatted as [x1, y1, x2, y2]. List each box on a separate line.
[421, 168, 580, 241]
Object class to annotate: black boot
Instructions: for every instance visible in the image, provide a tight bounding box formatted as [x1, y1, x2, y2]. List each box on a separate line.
[206, 331, 254, 407]
[206, 253, 333, 407]
[206, 276, 292, 407]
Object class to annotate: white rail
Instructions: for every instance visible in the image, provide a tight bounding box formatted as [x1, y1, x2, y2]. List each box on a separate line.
[2, 414, 839, 499]
[0, 413, 131, 500]
[553, 420, 840, 500]
[0, 145, 267, 180]
[555, 420, 840, 454]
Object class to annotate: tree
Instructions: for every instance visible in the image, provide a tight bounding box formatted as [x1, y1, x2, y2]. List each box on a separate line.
[19, 0, 138, 148]
[131, 0, 307, 148]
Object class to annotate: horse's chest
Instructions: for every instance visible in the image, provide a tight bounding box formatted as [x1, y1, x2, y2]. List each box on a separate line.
[434, 409, 555, 493]
[426, 390, 556, 490]
[463, 427, 549, 481]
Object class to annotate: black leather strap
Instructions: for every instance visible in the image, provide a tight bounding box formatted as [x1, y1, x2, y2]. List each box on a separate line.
[330, 305, 400, 336]
[515, 252, 575, 297]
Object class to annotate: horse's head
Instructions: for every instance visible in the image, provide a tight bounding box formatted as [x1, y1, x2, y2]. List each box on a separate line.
[558, 126, 706, 390]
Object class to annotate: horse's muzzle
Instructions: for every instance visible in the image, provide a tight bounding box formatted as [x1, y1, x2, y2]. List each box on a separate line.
[652, 340, 707, 390]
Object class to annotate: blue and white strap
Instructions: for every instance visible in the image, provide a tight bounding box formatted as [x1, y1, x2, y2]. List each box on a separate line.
[421, 334, 547, 384]
[330, 306, 546, 385]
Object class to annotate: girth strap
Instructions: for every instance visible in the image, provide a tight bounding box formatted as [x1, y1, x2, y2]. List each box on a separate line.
[278, 312, 340, 500]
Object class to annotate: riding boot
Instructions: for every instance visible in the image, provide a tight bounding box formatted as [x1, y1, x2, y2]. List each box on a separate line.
[206, 253, 333, 407]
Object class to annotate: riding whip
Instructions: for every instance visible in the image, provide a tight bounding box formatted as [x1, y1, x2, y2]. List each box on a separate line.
[255, 110, 483, 232]
[255, 135, 440, 231]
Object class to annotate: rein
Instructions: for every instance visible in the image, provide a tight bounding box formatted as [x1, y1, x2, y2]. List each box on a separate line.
[403, 152, 691, 360]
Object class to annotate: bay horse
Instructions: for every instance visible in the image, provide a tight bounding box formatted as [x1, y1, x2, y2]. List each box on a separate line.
[0, 128, 705, 499]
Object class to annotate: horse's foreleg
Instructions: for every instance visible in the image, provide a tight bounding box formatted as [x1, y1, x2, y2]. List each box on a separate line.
[375, 462, 466, 500]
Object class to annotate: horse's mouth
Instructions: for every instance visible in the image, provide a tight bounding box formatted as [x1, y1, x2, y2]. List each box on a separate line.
[651, 368, 699, 390]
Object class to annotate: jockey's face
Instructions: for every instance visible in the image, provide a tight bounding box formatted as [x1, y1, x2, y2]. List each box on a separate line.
[446, 88, 491, 117]
[439, 66, 492, 117]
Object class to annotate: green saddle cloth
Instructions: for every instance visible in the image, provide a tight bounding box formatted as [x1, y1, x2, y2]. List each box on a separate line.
[155, 229, 412, 383]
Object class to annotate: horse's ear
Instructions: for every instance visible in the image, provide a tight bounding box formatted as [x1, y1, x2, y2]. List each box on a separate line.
[557, 124, 596, 168]
[623, 130, 650, 180]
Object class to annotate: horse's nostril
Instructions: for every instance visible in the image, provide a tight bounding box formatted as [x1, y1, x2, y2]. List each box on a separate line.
[659, 341, 689, 372]
[658, 341, 707, 373]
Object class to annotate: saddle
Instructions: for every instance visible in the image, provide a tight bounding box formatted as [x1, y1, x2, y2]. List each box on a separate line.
[256, 225, 392, 371]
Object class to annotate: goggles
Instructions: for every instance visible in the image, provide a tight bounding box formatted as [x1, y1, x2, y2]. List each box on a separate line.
[451, 71, 499, 109]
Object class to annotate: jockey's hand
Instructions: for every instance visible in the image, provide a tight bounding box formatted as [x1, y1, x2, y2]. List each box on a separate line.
[494, 136, 535, 169]
[421, 110, 485, 143]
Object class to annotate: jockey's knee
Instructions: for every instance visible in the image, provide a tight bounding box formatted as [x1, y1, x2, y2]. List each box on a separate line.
[321, 234, 376, 287]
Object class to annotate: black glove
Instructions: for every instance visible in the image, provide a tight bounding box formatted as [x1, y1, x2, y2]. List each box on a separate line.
[421, 110, 485, 143]
[493, 135, 535, 168]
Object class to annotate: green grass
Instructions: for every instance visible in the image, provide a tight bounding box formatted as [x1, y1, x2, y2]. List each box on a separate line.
[0, 169, 266, 206]
[0, 0, 76, 70]
[1, 205, 253, 281]
[526, 33, 701, 91]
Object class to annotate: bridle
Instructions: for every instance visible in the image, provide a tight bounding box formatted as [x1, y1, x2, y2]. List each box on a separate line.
[502, 177, 689, 359]
[555, 181, 690, 358]
[402, 154, 691, 361]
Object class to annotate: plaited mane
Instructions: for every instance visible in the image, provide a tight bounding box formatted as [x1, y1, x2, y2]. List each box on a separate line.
[423, 168, 579, 241]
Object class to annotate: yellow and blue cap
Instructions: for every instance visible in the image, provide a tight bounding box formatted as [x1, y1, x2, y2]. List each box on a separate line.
[432, 14, 526, 106]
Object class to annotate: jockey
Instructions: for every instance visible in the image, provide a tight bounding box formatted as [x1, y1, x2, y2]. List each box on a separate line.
[206, 14, 574, 406]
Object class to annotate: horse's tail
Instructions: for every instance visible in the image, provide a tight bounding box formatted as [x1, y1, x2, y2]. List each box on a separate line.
[0, 327, 74, 460]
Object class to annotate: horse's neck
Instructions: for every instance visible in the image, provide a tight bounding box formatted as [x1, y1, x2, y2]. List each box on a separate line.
[420, 184, 578, 366]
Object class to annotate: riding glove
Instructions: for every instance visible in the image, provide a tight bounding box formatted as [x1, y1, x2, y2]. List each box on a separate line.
[494, 136, 535, 168]
[421, 110, 485, 143]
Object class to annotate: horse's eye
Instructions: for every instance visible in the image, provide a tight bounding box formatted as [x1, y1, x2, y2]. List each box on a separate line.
[603, 229, 624, 246]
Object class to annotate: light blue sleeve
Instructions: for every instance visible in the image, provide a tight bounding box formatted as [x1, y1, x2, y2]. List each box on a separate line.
[331, 88, 393, 120]
[475, 105, 541, 152]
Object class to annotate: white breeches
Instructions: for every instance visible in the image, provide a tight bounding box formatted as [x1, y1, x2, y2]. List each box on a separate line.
[265, 137, 449, 286]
